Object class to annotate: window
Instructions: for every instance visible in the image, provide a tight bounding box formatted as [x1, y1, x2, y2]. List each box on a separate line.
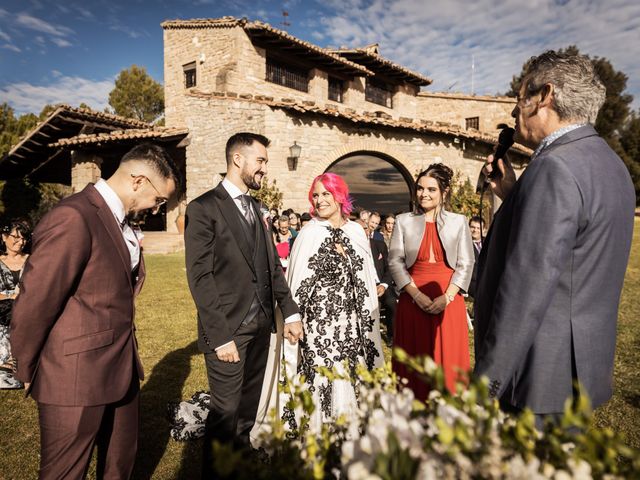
[365, 78, 393, 108]
[328, 77, 344, 103]
[183, 62, 196, 88]
[465, 116, 480, 130]
[266, 59, 309, 92]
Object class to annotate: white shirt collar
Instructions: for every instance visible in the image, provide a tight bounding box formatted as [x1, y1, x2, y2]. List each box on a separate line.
[221, 178, 247, 199]
[94, 179, 126, 225]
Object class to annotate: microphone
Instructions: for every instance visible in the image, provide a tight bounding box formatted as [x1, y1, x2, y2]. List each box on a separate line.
[488, 127, 515, 179]
[476, 126, 515, 193]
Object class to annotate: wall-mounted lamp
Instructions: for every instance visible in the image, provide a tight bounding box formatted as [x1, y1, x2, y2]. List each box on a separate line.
[287, 141, 302, 170]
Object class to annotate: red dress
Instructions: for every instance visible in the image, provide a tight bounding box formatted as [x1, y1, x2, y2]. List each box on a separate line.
[392, 221, 470, 398]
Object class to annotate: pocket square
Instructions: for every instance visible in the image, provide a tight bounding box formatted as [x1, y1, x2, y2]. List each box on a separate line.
[378, 253, 383, 260]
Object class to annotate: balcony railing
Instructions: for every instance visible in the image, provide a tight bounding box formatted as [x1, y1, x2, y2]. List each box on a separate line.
[365, 80, 393, 108]
[266, 61, 309, 92]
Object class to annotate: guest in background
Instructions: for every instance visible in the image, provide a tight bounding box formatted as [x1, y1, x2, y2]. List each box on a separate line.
[366, 213, 397, 347]
[389, 163, 474, 397]
[0, 219, 30, 390]
[467, 216, 484, 299]
[288, 211, 301, 232]
[273, 214, 294, 270]
[381, 214, 395, 248]
[366, 211, 385, 242]
[300, 212, 312, 228]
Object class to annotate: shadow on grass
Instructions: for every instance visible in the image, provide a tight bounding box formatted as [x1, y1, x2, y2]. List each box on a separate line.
[133, 340, 199, 480]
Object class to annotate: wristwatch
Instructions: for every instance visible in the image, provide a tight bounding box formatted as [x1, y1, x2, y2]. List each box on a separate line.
[445, 292, 455, 304]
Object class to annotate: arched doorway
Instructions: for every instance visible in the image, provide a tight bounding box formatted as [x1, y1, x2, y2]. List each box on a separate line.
[326, 152, 413, 215]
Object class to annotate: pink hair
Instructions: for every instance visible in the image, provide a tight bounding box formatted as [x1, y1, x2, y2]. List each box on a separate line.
[308, 173, 353, 218]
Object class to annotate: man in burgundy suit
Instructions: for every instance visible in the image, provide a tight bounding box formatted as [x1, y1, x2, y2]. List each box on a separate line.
[11, 143, 181, 479]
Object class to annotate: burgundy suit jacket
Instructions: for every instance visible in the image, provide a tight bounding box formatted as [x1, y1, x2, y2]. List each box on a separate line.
[11, 184, 145, 406]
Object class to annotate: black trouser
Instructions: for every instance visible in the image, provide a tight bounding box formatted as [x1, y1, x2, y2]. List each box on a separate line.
[380, 288, 397, 341]
[202, 310, 271, 475]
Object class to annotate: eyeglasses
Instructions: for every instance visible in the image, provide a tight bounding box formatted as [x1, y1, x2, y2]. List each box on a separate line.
[131, 174, 168, 213]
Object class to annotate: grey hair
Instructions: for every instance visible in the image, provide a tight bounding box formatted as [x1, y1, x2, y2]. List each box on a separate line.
[522, 50, 606, 124]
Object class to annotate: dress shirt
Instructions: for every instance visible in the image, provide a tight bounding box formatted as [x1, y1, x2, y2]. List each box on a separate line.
[94, 179, 140, 271]
[216, 179, 300, 352]
[531, 123, 586, 161]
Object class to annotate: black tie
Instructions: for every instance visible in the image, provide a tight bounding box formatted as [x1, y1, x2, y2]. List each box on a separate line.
[239, 195, 255, 226]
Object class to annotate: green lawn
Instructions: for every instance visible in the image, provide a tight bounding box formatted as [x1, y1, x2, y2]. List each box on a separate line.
[0, 220, 638, 479]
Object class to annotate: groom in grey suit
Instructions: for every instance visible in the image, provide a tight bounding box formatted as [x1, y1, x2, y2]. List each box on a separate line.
[474, 50, 635, 427]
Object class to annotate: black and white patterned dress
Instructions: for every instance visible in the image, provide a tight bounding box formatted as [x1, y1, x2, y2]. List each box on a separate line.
[281, 218, 384, 433]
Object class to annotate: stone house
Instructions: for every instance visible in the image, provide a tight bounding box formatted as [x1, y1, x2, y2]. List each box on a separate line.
[0, 16, 529, 234]
[161, 17, 529, 230]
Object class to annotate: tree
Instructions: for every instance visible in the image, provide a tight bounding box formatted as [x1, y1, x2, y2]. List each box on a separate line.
[108, 65, 164, 123]
[251, 177, 283, 210]
[620, 112, 640, 205]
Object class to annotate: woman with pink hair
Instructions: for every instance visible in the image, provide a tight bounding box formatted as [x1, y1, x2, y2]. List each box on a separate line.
[276, 173, 384, 434]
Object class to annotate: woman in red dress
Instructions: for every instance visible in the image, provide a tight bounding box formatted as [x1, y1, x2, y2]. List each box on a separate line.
[388, 164, 475, 398]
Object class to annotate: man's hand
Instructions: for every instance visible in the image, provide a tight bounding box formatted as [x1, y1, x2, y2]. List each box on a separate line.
[216, 341, 240, 363]
[425, 295, 448, 315]
[376, 284, 386, 297]
[483, 154, 516, 200]
[284, 321, 304, 345]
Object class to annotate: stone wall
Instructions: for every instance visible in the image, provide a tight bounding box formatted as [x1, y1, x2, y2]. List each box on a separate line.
[417, 92, 516, 132]
[71, 151, 102, 193]
[164, 25, 423, 128]
[181, 95, 517, 213]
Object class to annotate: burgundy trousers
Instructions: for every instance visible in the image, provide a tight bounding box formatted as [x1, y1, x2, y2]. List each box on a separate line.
[37, 379, 139, 480]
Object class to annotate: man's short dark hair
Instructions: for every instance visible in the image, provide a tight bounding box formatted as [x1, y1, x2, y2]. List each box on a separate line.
[121, 143, 184, 197]
[469, 215, 484, 226]
[369, 211, 381, 219]
[225, 132, 271, 166]
[300, 212, 312, 222]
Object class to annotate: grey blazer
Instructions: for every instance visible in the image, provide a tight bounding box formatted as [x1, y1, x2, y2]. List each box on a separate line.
[473, 125, 635, 414]
[388, 209, 475, 293]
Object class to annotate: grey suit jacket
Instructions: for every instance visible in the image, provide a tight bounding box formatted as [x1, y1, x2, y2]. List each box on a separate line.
[474, 125, 635, 413]
[388, 209, 474, 292]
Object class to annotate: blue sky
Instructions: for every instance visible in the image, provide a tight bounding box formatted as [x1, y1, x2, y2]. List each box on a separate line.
[1, 0, 639, 116]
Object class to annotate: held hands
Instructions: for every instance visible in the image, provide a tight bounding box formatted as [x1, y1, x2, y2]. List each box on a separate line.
[424, 294, 448, 315]
[284, 321, 304, 345]
[413, 291, 433, 312]
[483, 154, 516, 200]
[376, 284, 386, 297]
[216, 341, 240, 363]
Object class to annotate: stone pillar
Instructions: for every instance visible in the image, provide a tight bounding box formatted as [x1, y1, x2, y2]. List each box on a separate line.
[71, 151, 103, 193]
[309, 69, 327, 103]
[344, 77, 365, 107]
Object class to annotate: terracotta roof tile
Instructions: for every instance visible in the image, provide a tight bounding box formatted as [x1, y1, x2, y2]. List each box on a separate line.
[50, 127, 189, 148]
[185, 90, 532, 156]
[327, 44, 432, 86]
[161, 17, 373, 77]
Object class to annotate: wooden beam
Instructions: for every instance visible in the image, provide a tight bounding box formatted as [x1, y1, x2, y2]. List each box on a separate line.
[56, 115, 120, 132]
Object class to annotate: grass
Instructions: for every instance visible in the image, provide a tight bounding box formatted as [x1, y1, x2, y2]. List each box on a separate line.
[0, 219, 638, 479]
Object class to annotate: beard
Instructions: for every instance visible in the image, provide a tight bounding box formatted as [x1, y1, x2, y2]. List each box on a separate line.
[241, 168, 263, 190]
[126, 210, 149, 226]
